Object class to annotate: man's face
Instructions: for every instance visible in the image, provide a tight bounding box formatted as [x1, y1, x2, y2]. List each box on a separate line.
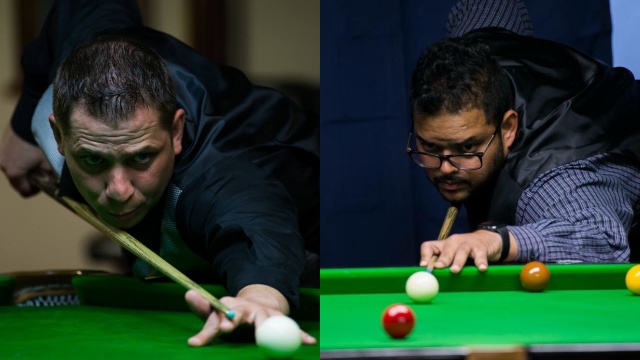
[52, 106, 184, 229]
[413, 108, 510, 204]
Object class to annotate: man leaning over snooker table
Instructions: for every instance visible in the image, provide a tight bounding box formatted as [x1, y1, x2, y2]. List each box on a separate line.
[411, 0, 640, 272]
[0, 0, 319, 347]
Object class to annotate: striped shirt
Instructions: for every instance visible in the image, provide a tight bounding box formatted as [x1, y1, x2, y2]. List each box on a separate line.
[510, 154, 640, 263]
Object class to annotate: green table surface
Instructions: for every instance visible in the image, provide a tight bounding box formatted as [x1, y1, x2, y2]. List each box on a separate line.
[0, 275, 319, 359]
[320, 264, 640, 359]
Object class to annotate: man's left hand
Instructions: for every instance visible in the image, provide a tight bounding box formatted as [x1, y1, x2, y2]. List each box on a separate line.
[419, 230, 516, 273]
[184, 284, 317, 347]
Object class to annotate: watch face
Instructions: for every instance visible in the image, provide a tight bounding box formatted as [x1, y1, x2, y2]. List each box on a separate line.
[478, 222, 506, 230]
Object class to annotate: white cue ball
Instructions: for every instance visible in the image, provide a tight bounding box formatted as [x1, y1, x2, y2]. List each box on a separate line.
[255, 315, 302, 359]
[405, 271, 439, 303]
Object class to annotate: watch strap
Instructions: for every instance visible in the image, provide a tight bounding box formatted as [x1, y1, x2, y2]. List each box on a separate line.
[477, 223, 510, 262]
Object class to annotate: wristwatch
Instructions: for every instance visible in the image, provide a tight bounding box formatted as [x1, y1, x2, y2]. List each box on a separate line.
[476, 222, 510, 262]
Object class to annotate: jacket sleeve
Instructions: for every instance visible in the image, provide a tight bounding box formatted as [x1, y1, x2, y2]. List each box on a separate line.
[175, 158, 306, 308]
[510, 155, 639, 263]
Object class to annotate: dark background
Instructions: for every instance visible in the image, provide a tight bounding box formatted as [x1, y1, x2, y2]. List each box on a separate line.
[320, 0, 613, 268]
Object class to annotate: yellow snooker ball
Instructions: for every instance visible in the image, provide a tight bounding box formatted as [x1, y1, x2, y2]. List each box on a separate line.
[625, 264, 640, 295]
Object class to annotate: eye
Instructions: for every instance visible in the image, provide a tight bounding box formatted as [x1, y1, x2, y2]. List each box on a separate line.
[128, 153, 155, 169]
[419, 141, 440, 152]
[461, 144, 476, 152]
[132, 153, 152, 163]
[83, 155, 103, 166]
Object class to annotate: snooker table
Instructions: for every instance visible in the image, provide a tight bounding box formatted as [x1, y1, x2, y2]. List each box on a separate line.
[320, 264, 640, 359]
[0, 274, 319, 359]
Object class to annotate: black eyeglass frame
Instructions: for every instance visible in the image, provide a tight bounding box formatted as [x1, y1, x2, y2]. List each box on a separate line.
[405, 128, 499, 170]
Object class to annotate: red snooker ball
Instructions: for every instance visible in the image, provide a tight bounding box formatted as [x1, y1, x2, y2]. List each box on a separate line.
[381, 304, 416, 339]
[520, 261, 550, 292]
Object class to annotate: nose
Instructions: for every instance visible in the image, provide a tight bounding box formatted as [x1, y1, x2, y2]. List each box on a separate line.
[104, 167, 134, 203]
[439, 157, 459, 175]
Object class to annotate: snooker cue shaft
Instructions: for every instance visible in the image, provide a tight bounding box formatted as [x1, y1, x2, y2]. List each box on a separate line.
[29, 173, 234, 319]
[426, 205, 459, 272]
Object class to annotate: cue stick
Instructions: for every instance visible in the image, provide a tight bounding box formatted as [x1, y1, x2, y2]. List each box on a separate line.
[28, 172, 235, 319]
[426, 205, 459, 272]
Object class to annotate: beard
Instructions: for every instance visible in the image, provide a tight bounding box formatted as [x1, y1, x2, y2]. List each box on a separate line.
[431, 137, 506, 205]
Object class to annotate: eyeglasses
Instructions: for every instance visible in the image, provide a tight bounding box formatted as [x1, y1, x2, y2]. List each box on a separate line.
[406, 128, 498, 170]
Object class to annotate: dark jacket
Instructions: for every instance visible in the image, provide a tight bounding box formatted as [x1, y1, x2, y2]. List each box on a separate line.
[463, 28, 640, 232]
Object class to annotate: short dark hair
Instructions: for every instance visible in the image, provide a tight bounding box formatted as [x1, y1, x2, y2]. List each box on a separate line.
[409, 36, 512, 127]
[53, 35, 177, 132]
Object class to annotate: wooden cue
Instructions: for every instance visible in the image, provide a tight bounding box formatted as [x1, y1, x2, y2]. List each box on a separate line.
[426, 205, 460, 272]
[29, 173, 235, 319]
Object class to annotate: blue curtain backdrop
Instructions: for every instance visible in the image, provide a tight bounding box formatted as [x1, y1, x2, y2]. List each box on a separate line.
[320, 0, 613, 268]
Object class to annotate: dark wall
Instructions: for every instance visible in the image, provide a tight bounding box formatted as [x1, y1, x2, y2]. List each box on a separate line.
[320, 0, 612, 268]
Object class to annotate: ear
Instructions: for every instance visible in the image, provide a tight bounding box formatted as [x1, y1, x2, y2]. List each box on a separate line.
[171, 109, 185, 155]
[49, 114, 65, 156]
[500, 109, 518, 152]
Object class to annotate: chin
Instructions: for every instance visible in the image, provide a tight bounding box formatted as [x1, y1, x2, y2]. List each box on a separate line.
[99, 213, 144, 230]
[117, 216, 146, 230]
[440, 190, 470, 204]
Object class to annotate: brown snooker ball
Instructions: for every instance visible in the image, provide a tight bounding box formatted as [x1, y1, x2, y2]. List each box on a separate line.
[520, 261, 550, 292]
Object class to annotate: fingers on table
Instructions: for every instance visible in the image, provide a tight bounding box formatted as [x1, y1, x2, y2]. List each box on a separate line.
[185, 289, 212, 321]
[420, 236, 469, 270]
[471, 247, 489, 271]
[300, 329, 317, 345]
[185, 292, 315, 347]
[420, 241, 442, 266]
[188, 310, 224, 347]
[421, 236, 494, 272]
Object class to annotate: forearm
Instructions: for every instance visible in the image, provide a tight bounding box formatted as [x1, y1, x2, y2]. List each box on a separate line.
[210, 232, 303, 309]
[10, 82, 46, 144]
[177, 159, 306, 308]
[511, 155, 640, 263]
[509, 219, 629, 263]
[12, 0, 144, 144]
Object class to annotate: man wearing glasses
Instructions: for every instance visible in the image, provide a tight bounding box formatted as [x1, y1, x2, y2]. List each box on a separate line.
[408, 30, 640, 273]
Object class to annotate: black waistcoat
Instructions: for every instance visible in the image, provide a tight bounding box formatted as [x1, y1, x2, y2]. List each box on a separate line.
[462, 29, 640, 228]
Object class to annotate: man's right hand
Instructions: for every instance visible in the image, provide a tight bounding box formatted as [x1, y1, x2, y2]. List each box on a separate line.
[0, 125, 55, 197]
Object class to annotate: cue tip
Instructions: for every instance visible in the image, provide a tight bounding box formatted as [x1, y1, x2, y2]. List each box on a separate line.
[425, 254, 438, 273]
[226, 310, 236, 320]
